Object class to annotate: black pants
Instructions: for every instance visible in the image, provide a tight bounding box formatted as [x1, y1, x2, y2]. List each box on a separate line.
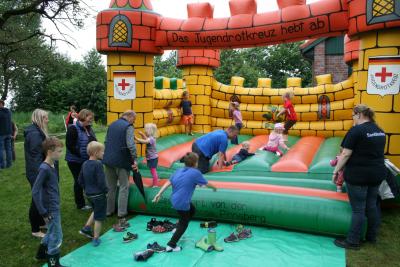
[231, 123, 243, 145]
[192, 143, 210, 174]
[28, 180, 45, 232]
[67, 161, 86, 209]
[168, 203, 196, 248]
[283, 120, 296, 135]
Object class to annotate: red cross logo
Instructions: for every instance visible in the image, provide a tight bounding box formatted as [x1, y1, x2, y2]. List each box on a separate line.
[118, 79, 130, 91]
[375, 67, 392, 83]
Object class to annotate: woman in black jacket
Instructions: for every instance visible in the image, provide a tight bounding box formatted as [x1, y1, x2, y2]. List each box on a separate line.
[24, 109, 49, 238]
[65, 109, 96, 210]
[333, 104, 386, 250]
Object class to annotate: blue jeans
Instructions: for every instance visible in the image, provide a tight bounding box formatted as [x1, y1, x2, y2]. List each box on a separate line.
[346, 183, 380, 244]
[0, 135, 12, 168]
[41, 212, 63, 255]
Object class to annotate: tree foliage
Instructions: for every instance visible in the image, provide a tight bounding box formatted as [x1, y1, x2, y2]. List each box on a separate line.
[154, 51, 182, 78]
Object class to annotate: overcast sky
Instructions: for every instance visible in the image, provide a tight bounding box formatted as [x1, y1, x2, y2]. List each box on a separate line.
[44, 0, 318, 61]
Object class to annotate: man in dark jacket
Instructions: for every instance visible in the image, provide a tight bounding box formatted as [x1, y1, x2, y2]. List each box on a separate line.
[103, 110, 137, 229]
[0, 99, 13, 169]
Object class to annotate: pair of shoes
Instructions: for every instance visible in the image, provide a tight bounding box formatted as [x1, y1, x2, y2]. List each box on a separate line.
[134, 249, 154, 261]
[123, 232, 138, 243]
[147, 242, 166, 252]
[80, 205, 92, 211]
[166, 245, 182, 252]
[162, 220, 177, 232]
[32, 231, 45, 238]
[92, 238, 101, 247]
[333, 238, 360, 250]
[47, 253, 66, 267]
[118, 217, 130, 228]
[147, 218, 176, 232]
[113, 224, 127, 232]
[79, 226, 93, 239]
[200, 221, 218, 228]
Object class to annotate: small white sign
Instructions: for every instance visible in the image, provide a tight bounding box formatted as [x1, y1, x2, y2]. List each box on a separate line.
[114, 71, 136, 100]
[367, 56, 400, 96]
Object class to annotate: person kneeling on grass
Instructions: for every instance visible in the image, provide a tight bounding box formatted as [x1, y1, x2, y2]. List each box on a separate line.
[152, 152, 217, 252]
[32, 137, 66, 267]
[78, 141, 108, 247]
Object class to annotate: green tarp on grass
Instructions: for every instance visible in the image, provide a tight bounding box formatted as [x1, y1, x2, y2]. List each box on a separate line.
[54, 215, 345, 267]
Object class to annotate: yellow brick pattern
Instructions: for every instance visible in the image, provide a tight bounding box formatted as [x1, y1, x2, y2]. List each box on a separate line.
[107, 53, 155, 156]
[355, 28, 400, 167]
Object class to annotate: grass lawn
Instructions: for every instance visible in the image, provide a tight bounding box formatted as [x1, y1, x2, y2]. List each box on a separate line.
[0, 132, 399, 266]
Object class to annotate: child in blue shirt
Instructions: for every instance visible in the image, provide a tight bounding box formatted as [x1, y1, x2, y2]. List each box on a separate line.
[153, 152, 217, 252]
[32, 137, 66, 267]
[78, 141, 108, 246]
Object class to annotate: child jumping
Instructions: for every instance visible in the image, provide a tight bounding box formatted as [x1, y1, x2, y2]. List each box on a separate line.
[153, 152, 217, 252]
[135, 123, 159, 187]
[180, 91, 194, 136]
[225, 141, 255, 166]
[230, 101, 242, 145]
[276, 91, 297, 141]
[78, 141, 108, 246]
[262, 123, 289, 156]
[32, 137, 66, 267]
[330, 149, 345, 192]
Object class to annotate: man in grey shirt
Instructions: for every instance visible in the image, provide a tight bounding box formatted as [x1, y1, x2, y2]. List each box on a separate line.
[103, 110, 137, 229]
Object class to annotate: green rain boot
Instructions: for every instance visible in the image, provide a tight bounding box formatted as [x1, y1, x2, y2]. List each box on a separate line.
[195, 236, 214, 252]
[208, 229, 224, 252]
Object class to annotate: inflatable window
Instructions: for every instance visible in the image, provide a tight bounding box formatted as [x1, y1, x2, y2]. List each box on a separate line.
[109, 15, 132, 47]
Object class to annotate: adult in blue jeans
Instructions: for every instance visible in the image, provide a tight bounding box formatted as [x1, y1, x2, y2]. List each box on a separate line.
[0, 99, 13, 169]
[333, 104, 386, 250]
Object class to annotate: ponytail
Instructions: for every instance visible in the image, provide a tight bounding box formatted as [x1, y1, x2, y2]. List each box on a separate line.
[353, 104, 375, 123]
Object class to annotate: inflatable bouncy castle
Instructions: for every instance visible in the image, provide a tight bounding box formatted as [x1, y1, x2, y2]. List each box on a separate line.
[96, 0, 400, 236]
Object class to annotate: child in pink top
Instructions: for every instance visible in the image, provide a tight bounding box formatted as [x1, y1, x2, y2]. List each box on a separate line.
[330, 149, 345, 192]
[262, 123, 289, 157]
[230, 101, 242, 145]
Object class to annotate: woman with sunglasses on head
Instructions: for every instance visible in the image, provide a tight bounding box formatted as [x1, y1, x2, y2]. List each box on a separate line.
[333, 104, 386, 250]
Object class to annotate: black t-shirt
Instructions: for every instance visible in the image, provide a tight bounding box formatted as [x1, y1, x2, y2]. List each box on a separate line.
[342, 122, 386, 186]
[180, 100, 192, 115]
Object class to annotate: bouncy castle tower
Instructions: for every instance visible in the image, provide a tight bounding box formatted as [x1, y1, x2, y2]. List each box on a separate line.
[96, 0, 400, 166]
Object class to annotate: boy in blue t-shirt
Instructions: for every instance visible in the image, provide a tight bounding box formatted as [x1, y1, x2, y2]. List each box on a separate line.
[78, 141, 108, 246]
[32, 137, 66, 267]
[153, 152, 217, 252]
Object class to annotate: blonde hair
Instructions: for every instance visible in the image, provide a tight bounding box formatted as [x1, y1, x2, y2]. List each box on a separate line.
[242, 141, 250, 149]
[87, 141, 104, 157]
[78, 109, 94, 122]
[31, 109, 49, 137]
[144, 123, 158, 138]
[282, 90, 294, 100]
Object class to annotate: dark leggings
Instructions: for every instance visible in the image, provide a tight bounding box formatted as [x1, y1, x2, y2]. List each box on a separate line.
[167, 203, 196, 248]
[192, 143, 210, 174]
[283, 120, 296, 135]
[231, 123, 243, 145]
[28, 180, 45, 232]
[67, 161, 86, 209]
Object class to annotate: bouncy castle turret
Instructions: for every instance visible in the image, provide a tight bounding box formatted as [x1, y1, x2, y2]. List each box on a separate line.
[97, 0, 163, 156]
[176, 2, 221, 133]
[347, 0, 400, 166]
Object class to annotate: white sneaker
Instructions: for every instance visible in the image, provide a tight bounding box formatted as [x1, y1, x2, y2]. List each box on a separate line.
[166, 245, 182, 252]
[80, 205, 92, 211]
[32, 231, 45, 238]
[276, 152, 282, 156]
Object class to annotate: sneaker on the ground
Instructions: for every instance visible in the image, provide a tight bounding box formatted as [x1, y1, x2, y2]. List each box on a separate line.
[32, 231, 45, 238]
[162, 220, 177, 232]
[119, 218, 131, 228]
[224, 233, 239, 243]
[166, 245, 182, 252]
[147, 242, 166, 252]
[92, 238, 101, 247]
[334, 238, 360, 250]
[238, 229, 252, 240]
[80, 205, 92, 211]
[134, 249, 154, 261]
[113, 224, 127, 232]
[79, 226, 93, 239]
[123, 232, 138, 243]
